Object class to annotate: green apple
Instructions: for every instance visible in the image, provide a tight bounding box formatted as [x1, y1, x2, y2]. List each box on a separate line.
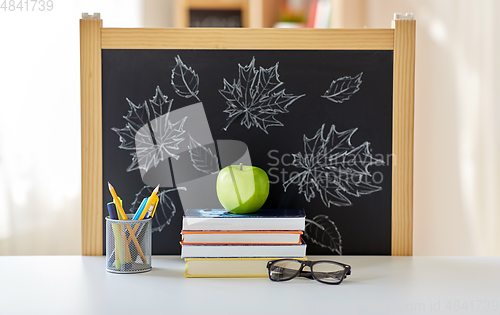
[216, 163, 270, 214]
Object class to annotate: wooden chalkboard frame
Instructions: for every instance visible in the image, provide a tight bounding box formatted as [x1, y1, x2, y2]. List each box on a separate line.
[80, 13, 415, 256]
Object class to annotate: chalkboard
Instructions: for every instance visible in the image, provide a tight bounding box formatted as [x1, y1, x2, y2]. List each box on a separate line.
[102, 49, 393, 255]
[80, 20, 415, 256]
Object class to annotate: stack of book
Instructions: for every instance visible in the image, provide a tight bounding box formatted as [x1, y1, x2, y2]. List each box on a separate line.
[181, 208, 306, 277]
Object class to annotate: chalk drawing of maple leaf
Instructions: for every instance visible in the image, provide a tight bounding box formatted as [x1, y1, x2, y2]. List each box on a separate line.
[219, 57, 305, 134]
[112, 86, 187, 173]
[283, 124, 384, 207]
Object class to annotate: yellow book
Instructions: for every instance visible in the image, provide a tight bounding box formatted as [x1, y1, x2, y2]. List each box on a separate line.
[185, 257, 306, 278]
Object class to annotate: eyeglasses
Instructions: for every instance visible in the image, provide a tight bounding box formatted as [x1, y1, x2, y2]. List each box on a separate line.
[266, 259, 351, 285]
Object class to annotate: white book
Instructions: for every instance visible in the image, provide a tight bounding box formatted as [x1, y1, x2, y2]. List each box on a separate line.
[181, 240, 307, 258]
[181, 231, 303, 245]
[182, 209, 306, 231]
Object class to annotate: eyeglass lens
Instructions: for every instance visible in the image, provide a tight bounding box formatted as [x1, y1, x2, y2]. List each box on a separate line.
[312, 261, 345, 284]
[269, 260, 302, 281]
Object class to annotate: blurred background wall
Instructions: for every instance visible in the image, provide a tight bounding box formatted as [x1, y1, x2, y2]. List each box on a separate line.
[1, 0, 498, 256]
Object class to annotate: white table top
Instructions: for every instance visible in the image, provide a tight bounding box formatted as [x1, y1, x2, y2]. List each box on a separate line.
[0, 256, 498, 315]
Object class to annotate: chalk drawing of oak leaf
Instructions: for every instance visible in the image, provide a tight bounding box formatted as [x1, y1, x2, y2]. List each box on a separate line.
[130, 185, 187, 233]
[283, 124, 384, 207]
[188, 135, 219, 175]
[171, 55, 201, 101]
[112, 86, 187, 173]
[219, 57, 304, 134]
[322, 72, 363, 103]
[304, 215, 342, 255]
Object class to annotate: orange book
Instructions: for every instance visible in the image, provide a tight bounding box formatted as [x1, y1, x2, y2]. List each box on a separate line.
[181, 230, 303, 245]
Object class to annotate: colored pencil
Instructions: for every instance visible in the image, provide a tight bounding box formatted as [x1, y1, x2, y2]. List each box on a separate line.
[132, 198, 148, 220]
[139, 185, 160, 220]
[107, 182, 147, 264]
[108, 182, 128, 220]
[150, 196, 160, 218]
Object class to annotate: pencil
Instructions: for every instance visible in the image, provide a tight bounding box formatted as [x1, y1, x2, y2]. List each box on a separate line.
[108, 182, 128, 220]
[139, 185, 160, 220]
[127, 195, 157, 247]
[150, 196, 160, 218]
[107, 182, 147, 264]
[143, 195, 158, 219]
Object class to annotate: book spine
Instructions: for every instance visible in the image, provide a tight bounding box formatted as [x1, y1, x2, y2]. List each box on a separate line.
[181, 243, 306, 259]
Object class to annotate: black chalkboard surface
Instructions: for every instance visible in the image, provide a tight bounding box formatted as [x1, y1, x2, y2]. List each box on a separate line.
[102, 49, 393, 255]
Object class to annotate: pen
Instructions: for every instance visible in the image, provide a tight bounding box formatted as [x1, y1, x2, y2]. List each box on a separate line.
[107, 202, 118, 220]
[107, 202, 122, 268]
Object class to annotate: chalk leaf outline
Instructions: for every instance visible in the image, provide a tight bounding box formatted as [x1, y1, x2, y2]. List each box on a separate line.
[171, 55, 201, 101]
[304, 215, 342, 255]
[283, 124, 384, 207]
[188, 135, 219, 175]
[112, 86, 187, 173]
[322, 72, 363, 103]
[130, 185, 187, 233]
[219, 57, 305, 134]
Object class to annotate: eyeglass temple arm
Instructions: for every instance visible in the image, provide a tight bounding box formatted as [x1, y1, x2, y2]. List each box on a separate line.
[298, 270, 346, 279]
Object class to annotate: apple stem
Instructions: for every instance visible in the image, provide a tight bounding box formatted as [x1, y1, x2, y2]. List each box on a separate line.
[239, 163, 243, 171]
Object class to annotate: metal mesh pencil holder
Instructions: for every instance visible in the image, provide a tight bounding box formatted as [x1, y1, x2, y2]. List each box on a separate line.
[106, 214, 152, 273]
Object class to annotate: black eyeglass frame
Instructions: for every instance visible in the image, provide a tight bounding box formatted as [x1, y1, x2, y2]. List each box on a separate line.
[266, 259, 351, 285]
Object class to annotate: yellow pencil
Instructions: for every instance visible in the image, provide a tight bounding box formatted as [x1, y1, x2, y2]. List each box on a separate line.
[108, 182, 144, 264]
[139, 185, 160, 220]
[108, 182, 128, 220]
[128, 194, 158, 237]
[150, 196, 160, 218]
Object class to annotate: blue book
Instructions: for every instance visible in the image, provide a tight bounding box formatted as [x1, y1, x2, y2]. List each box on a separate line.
[182, 209, 305, 231]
